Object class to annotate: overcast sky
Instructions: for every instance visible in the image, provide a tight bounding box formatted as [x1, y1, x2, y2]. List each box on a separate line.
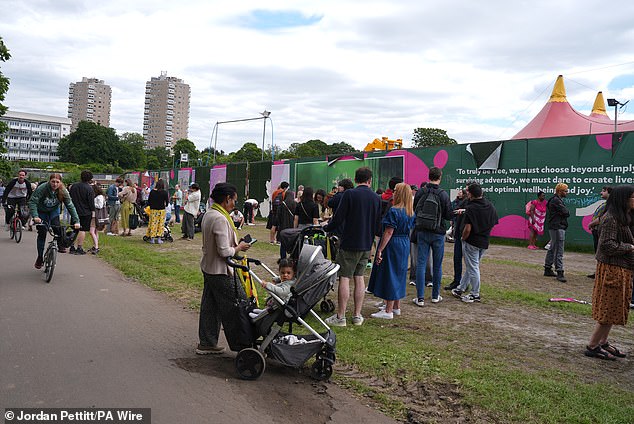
[3, 0, 634, 153]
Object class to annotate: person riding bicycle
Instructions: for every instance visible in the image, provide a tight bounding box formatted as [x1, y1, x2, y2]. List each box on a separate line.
[28, 173, 80, 269]
[2, 169, 33, 231]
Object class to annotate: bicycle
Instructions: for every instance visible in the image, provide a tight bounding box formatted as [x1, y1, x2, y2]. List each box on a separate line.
[36, 223, 78, 283]
[6, 204, 26, 243]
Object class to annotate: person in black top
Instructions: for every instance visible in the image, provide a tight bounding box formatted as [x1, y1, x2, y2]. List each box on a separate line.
[412, 167, 453, 306]
[146, 179, 170, 244]
[324, 167, 382, 326]
[275, 190, 296, 258]
[69, 170, 95, 255]
[445, 188, 468, 290]
[544, 183, 570, 282]
[294, 186, 319, 228]
[2, 169, 33, 229]
[451, 183, 498, 303]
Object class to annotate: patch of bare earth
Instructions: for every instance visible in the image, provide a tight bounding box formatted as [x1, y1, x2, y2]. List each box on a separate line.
[340, 242, 633, 422]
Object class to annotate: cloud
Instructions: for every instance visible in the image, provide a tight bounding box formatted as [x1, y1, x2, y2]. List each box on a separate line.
[2, 0, 634, 155]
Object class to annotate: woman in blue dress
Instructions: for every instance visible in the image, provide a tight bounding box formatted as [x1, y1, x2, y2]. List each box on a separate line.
[369, 183, 415, 319]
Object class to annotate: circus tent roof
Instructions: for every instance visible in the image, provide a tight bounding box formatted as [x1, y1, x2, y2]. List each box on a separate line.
[589, 91, 611, 121]
[512, 75, 634, 139]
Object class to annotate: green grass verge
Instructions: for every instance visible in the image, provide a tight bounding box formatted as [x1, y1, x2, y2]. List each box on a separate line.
[333, 323, 634, 423]
[93, 229, 631, 423]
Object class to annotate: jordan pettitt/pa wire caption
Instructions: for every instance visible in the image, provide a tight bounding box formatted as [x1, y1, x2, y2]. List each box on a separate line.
[4, 408, 151, 424]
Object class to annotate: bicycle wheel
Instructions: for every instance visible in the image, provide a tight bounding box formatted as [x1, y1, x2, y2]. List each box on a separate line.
[14, 219, 22, 243]
[44, 246, 57, 283]
[9, 218, 15, 240]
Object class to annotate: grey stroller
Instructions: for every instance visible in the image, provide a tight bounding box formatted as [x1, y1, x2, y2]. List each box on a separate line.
[226, 244, 339, 380]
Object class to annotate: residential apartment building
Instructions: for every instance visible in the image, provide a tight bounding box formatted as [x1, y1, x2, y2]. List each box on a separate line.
[68, 77, 112, 130]
[0, 110, 71, 162]
[143, 72, 190, 149]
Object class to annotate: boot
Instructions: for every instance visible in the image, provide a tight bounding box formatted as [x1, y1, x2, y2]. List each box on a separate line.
[544, 267, 556, 277]
[556, 270, 567, 282]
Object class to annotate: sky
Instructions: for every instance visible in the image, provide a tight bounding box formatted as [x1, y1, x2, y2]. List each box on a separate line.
[2, 0, 634, 154]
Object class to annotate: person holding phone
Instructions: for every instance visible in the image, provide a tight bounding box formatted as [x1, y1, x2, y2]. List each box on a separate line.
[196, 182, 251, 355]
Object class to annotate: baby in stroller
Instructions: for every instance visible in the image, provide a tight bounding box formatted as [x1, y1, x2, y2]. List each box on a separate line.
[249, 258, 296, 319]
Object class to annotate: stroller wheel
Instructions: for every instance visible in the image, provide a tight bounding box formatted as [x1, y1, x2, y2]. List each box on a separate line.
[143, 235, 149, 242]
[235, 348, 266, 380]
[326, 299, 335, 312]
[320, 299, 335, 313]
[311, 358, 333, 381]
[166, 235, 173, 242]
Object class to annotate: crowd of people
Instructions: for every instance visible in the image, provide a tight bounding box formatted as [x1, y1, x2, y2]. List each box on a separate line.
[3, 166, 632, 362]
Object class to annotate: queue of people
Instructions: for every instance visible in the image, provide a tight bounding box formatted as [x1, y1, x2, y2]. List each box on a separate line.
[4, 167, 631, 362]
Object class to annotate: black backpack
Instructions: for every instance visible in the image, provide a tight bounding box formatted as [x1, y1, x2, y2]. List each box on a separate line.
[415, 187, 443, 231]
[272, 191, 284, 212]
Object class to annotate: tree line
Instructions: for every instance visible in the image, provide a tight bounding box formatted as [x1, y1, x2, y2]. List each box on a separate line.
[1, 34, 457, 180]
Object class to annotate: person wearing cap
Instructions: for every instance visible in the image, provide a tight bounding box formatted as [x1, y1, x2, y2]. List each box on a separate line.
[182, 182, 201, 241]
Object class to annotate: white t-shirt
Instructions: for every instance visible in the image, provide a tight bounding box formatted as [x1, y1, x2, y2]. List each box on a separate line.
[230, 210, 244, 221]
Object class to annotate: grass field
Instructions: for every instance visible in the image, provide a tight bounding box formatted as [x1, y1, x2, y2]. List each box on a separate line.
[94, 221, 634, 423]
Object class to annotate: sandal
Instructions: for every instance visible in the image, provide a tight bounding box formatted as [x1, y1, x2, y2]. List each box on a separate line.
[601, 342, 626, 358]
[584, 345, 616, 360]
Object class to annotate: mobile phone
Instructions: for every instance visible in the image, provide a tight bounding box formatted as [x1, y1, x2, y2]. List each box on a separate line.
[248, 239, 257, 245]
[242, 234, 253, 244]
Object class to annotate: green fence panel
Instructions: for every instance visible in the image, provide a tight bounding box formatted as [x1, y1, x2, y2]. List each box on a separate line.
[226, 162, 247, 211]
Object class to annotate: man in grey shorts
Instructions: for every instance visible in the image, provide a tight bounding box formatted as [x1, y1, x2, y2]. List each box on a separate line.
[324, 167, 381, 326]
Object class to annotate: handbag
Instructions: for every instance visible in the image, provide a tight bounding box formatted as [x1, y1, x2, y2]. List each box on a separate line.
[95, 207, 109, 227]
[225, 273, 256, 351]
[129, 210, 139, 229]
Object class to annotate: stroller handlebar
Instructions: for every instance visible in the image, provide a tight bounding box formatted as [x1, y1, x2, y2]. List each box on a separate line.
[225, 256, 249, 271]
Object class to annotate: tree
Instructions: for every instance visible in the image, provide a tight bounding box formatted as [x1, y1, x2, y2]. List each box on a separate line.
[228, 142, 262, 162]
[173, 138, 199, 165]
[57, 121, 120, 164]
[327, 141, 356, 155]
[145, 146, 172, 170]
[0, 36, 12, 180]
[200, 147, 228, 165]
[119, 132, 146, 169]
[412, 128, 457, 148]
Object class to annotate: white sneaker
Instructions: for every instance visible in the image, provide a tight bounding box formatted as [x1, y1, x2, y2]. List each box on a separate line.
[325, 314, 347, 327]
[425, 281, 433, 287]
[106, 232, 115, 236]
[431, 295, 443, 303]
[370, 310, 393, 319]
[408, 281, 416, 286]
[374, 300, 386, 308]
[412, 297, 425, 307]
[352, 316, 364, 326]
[378, 305, 401, 316]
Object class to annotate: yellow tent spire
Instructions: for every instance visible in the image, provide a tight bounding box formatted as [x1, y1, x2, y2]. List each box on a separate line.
[548, 75, 567, 102]
[591, 91, 609, 116]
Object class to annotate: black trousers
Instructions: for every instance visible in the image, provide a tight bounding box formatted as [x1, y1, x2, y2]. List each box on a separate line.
[198, 272, 246, 348]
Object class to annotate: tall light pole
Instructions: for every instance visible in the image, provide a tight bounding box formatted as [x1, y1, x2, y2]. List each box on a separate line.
[607, 98, 630, 133]
[260, 110, 271, 161]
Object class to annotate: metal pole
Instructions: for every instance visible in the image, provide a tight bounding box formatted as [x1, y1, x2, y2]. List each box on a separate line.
[213, 123, 219, 164]
[270, 118, 274, 161]
[261, 117, 267, 161]
[614, 104, 618, 133]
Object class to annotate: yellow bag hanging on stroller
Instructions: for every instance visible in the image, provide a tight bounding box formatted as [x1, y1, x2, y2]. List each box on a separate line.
[236, 256, 260, 307]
